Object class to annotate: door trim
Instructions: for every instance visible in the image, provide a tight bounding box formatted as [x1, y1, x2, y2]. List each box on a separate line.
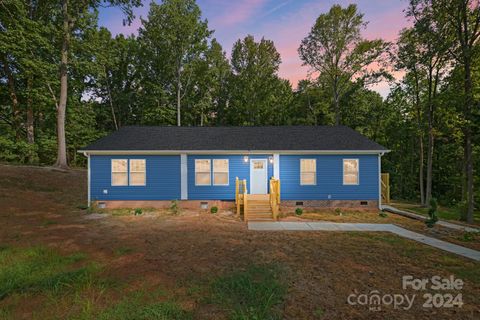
[249, 159, 268, 194]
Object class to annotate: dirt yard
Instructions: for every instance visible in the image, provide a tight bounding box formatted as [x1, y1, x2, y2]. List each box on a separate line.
[0, 164, 479, 319]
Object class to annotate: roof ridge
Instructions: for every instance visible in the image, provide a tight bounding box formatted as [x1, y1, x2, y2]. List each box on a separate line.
[81, 125, 388, 152]
[119, 125, 345, 129]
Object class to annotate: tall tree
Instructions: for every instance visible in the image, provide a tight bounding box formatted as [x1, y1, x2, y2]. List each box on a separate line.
[139, 0, 211, 127]
[410, 0, 480, 222]
[0, 0, 56, 151]
[396, 24, 449, 206]
[291, 80, 332, 125]
[396, 30, 426, 204]
[298, 4, 389, 125]
[52, 0, 140, 169]
[225, 35, 292, 125]
[188, 38, 230, 125]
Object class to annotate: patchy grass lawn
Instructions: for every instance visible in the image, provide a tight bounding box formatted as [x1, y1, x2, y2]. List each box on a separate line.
[393, 200, 480, 225]
[211, 264, 286, 319]
[0, 246, 95, 300]
[285, 208, 480, 251]
[1, 164, 479, 319]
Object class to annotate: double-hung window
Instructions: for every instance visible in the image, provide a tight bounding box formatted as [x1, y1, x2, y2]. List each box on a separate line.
[343, 159, 359, 185]
[213, 159, 229, 185]
[195, 159, 211, 186]
[111, 159, 146, 186]
[111, 159, 128, 186]
[195, 159, 229, 186]
[300, 159, 316, 185]
[129, 159, 146, 186]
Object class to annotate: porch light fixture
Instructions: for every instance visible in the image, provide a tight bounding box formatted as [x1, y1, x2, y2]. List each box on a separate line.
[243, 155, 249, 163]
[269, 156, 273, 164]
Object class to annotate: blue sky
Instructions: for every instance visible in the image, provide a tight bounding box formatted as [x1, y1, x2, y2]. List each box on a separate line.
[98, 0, 411, 96]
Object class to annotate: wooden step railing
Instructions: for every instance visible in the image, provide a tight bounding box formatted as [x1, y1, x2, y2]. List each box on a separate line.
[269, 178, 280, 220]
[236, 177, 281, 221]
[235, 177, 247, 218]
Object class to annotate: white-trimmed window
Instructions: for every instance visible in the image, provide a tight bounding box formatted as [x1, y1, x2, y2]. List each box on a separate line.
[343, 159, 359, 185]
[300, 159, 316, 185]
[195, 159, 211, 185]
[213, 159, 229, 186]
[129, 159, 146, 186]
[111, 159, 128, 186]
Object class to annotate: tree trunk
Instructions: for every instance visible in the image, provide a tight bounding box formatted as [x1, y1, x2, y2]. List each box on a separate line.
[463, 58, 474, 223]
[419, 135, 425, 205]
[177, 66, 181, 126]
[333, 77, 340, 125]
[26, 76, 35, 144]
[425, 65, 435, 207]
[425, 127, 434, 206]
[413, 71, 425, 205]
[55, 0, 70, 169]
[2, 54, 22, 141]
[104, 66, 118, 130]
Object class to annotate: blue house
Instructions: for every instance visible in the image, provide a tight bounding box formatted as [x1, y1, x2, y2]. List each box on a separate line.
[79, 126, 389, 220]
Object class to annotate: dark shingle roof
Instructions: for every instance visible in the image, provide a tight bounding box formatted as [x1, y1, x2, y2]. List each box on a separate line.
[80, 126, 387, 152]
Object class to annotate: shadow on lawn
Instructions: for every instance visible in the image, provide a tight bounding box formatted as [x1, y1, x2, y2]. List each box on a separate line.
[0, 245, 287, 320]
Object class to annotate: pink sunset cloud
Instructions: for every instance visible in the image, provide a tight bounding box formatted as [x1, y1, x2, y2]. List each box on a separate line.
[100, 0, 412, 97]
[249, 0, 411, 94]
[211, 0, 268, 27]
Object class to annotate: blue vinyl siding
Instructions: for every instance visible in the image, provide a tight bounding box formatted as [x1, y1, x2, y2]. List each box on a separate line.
[188, 155, 273, 200]
[89, 153, 379, 202]
[280, 154, 379, 200]
[90, 155, 181, 201]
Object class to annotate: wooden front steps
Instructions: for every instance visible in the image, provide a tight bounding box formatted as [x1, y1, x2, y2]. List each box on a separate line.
[235, 178, 281, 222]
[245, 195, 274, 221]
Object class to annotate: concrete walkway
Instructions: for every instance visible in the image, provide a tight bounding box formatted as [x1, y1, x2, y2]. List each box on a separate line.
[382, 205, 480, 233]
[248, 221, 480, 262]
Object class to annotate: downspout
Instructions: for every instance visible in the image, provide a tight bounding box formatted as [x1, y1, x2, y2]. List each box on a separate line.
[83, 152, 91, 208]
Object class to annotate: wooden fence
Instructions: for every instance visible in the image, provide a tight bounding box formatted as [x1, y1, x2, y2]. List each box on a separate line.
[381, 173, 390, 204]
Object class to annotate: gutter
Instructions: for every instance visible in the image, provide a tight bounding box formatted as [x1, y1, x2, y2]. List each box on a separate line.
[78, 149, 391, 156]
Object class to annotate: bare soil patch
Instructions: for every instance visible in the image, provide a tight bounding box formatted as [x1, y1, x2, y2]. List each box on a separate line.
[0, 165, 479, 319]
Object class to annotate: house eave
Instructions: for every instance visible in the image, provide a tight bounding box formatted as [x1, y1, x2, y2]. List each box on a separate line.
[78, 149, 390, 156]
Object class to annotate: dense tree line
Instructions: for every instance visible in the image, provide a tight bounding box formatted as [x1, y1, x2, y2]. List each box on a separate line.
[1, 0, 479, 222]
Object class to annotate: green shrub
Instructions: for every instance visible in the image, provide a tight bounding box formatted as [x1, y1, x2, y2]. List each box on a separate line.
[210, 206, 218, 214]
[379, 212, 388, 218]
[460, 232, 477, 242]
[295, 208, 303, 216]
[77, 204, 89, 210]
[134, 208, 143, 216]
[170, 200, 180, 215]
[37, 136, 57, 165]
[314, 307, 324, 317]
[0, 136, 38, 164]
[425, 198, 438, 228]
[335, 208, 342, 216]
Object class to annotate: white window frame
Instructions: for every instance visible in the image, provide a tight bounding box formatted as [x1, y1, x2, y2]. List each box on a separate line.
[129, 159, 146, 186]
[195, 159, 211, 186]
[213, 159, 229, 186]
[343, 158, 360, 185]
[111, 159, 128, 186]
[300, 158, 317, 186]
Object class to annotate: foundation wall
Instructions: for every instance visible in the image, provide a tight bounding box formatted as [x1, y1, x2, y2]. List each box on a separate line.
[96, 200, 236, 210]
[280, 200, 379, 210]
